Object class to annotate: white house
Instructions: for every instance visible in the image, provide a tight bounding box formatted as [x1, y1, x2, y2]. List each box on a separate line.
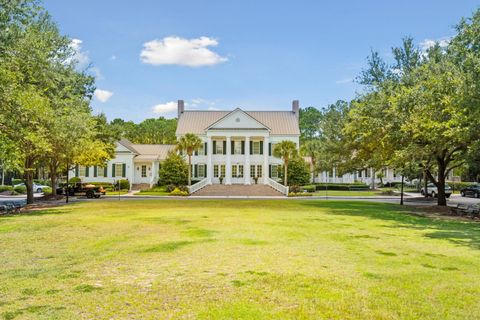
[69, 139, 175, 188]
[176, 100, 300, 192]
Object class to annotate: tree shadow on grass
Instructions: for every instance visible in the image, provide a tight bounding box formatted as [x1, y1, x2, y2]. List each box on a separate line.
[300, 201, 480, 250]
[0, 208, 74, 219]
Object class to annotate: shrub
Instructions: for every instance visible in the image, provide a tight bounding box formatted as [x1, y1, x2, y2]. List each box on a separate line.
[301, 185, 316, 193]
[14, 185, 27, 194]
[380, 188, 396, 195]
[115, 179, 130, 190]
[11, 179, 23, 186]
[288, 192, 313, 197]
[169, 187, 189, 196]
[289, 185, 301, 193]
[447, 181, 477, 192]
[69, 177, 81, 183]
[166, 184, 176, 192]
[178, 185, 189, 193]
[0, 185, 13, 193]
[278, 157, 311, 186]
[314, 183, 370, 191]
[159, 151, 188, 186]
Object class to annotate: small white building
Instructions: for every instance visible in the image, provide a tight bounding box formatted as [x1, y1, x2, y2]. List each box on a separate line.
[175, 100, 300, 187]
[69, 139, 175, 188]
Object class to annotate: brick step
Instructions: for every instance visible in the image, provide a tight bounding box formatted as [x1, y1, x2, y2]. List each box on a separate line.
[131, 183, 150, 191]
[192, 184, 284, 197]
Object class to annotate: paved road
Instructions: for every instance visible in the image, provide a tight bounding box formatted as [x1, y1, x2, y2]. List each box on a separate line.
[2, 193, 479, 207]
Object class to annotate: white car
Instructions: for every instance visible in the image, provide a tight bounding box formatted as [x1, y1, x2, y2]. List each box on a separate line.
[420, 183, 452, 198]
[13, 183, 50, 193]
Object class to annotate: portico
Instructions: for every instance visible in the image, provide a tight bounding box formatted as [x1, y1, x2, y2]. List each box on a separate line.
[175, 100, 301, 189]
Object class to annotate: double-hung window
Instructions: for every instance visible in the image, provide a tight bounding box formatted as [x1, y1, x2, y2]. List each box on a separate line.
[253, 141, 261, 154]
[256, 165, 262, 177]
[234, 141, 242, 154]
[198, 164, 205, 178]
[78, 166, 86, 177]
[215, 141, 224, 154]
[141, 165, 147, 178]
[97, 166, 104, 177]
[250, 165, 256, 178]
[115, 163, 123, 177]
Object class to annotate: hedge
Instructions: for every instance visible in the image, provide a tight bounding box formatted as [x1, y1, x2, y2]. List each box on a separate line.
[0, 186, 13, 193]
[314, 183, 370, 191]
[447, 182, 478, 192]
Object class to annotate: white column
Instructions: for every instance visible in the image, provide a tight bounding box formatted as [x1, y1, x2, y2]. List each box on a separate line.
[207, 137, 212, 184]
[244, 136, 250, 185]
[263, 136, 269, 185]
[226, 136, 231, 185]
[333, 167, 337, 183]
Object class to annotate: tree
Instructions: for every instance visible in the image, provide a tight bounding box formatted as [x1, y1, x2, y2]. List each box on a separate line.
[158, 151, 188, 186]
[273, 140, 298, 186]
[300, 140, 321, 181]
[299, 107, 322, 142]
[176, 133, 203, 186]
[279, 157, 311, 186]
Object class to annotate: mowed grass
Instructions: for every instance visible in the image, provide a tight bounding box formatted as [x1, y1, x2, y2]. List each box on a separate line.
[313, 190, 383, 196]
[1, 200, 480, 319]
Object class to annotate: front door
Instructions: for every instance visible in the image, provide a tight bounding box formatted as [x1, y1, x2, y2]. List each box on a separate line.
[231, 164, 244, 184]
[134, 163, 151, 184]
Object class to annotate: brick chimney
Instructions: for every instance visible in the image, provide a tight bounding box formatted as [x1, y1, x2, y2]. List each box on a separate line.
[292, 100, 299, 119]
[177, 100, 184, 118]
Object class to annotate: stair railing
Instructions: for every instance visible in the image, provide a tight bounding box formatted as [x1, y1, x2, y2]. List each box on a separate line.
[266, 177, 289, 196]
[188, 178, 209, 194]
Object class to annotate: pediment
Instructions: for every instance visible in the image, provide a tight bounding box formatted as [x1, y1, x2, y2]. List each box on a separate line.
[206, 108, 269, 131]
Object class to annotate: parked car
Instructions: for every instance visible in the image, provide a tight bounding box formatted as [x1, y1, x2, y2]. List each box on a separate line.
[64, 183, 106, 198]
[420, 183, 452, 198]
[13, 183, 50, 193]
[460, 184, 480, 198]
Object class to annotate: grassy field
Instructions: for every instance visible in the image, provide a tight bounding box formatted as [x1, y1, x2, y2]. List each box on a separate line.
[134, 186, 170, 196]
[1, 200, 480, 319]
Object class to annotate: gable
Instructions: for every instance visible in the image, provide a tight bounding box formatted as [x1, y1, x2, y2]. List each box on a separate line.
[207, 109, 269, 131]
[115, 141, 135, 153]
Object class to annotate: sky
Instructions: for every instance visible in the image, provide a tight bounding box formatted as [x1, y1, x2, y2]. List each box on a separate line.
[44, 0, 480, 122]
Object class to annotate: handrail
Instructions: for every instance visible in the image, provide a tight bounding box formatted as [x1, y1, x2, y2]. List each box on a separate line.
[188, 178, 209, 194]
[266, 177, 289, 196]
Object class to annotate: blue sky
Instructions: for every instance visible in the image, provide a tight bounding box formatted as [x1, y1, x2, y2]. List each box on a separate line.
[44, 0, 479, 122]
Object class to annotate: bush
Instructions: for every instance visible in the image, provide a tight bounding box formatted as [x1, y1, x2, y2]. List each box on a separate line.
[0, 185, 13, 193]
[447, 181, 477, 192]
[11, 179, 23, 186]
[301, 185, 316, 193]
[169, 187, 189, 196]
[69, 177, 81, 183]
[115, 179, 130, 190]
[380, 188, 396, 195]
[278, 157, 311, 186]
[14, 185, 26, 194]
[314, 183, 370, 191]
[288, 192, 313, 197]
[159, 151, 188, 186]
[178, 185, 189, 193]
[165, 184, 176, 192]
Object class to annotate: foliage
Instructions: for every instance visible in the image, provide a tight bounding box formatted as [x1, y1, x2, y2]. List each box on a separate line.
[273, 140, 298, 186]
[110, 117, 177, 144]
[159, 151, 188, 186]
[177, 133, 203, 186]
[169, 187, 189, 196]
[115, 179, 130, 190]
[278, 157, 310, 187]
[0, 185, 13, 192]
[299, 106, 322, 141]
[68, 177, 81, 183]
[13, 185, 26, 194]
[313, 183, 370, 191]
[288, 192, 313, 197]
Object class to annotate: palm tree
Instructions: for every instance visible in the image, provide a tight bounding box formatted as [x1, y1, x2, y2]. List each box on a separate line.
[301, 140, 321, 182]
[273, 140, 298, 186]
[177, 133, 203, 186]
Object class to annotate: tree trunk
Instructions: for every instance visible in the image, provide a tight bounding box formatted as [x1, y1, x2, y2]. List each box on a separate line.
[188, 155, 192, 186]
[284, 160, 288, 186]
[424, 169, 428, 199]
[24, 157, 34, 204]
[371, 169, 376, 190]
[400, 174, 404, 205]
[50, 163, 58, 199]
[437, 160, 447, 206]
[1, 161, 4, 186]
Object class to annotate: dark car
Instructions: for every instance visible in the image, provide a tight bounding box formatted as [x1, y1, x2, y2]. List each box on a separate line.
[60, 183, 106, 198]
[460, 184, 480, 198]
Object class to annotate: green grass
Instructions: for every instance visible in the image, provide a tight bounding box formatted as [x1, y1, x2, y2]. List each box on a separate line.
[313, 190, 383, 196]
[1, 200, 480, 319]
[135, 186, 170, 196]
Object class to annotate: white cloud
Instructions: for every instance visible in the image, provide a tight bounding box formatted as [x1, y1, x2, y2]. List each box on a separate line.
[94, 89, 113, 103]
[152, 101, 177, 114]
[111, 55, 117, 60]
[69, 38, 90, 68]
[335, 78, 353, 84]
[140, 36, 228, 67]
[420, 37, 451, 52]
[91, 67, 103, 80]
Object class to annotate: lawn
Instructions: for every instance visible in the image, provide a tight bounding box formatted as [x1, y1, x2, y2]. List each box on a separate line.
[1, 200, 480, 319]
[134, 186, 170, 196]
